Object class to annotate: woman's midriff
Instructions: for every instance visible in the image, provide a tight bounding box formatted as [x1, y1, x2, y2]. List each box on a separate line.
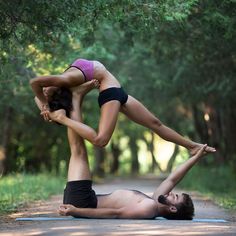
[93, 61, 121, 92]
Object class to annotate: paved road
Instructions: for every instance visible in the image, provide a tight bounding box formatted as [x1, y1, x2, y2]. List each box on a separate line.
[0, 177, 235, 236]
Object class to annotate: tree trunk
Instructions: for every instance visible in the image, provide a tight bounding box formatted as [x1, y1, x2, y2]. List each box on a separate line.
[0, 106, 13, 175]
[93, 146, 105, 177]
[143, 133, 162, 173]
[110, 141, 120, 174]
[129, 136, 139, 174]
[166, 145, 179, 172]
[203, 102, 224, 163]
[220, 104, 236, 164]
[192, 104, 209, 143]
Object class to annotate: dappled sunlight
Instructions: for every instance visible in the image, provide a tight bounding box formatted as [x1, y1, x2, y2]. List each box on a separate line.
[153, 136, 175, 170]
[0, 221, 233, 236]
[10, 210, 56, 218]
[8, 195, 61, 221]
[16, 222, 233, 236]
[0, 146, 5, 161]
[0, 230, 48, 236]
[138, 133, 175, 172]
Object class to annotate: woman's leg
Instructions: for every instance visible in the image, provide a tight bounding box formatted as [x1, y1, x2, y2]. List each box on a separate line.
[50, 99, 120, 148]
[120, 95, 216, 155]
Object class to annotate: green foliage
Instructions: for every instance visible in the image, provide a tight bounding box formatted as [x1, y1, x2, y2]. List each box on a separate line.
[0, 173, 64, 212]
[179, 166, 236, 209]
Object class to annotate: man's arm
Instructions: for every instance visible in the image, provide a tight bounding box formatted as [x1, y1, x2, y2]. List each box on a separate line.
[59, 205, 121, 219]
[59, 201, 157, 219]
[153, 145, 207, 200]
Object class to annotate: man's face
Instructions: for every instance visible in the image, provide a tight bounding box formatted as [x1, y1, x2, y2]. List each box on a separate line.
[161, 192, 185, 206]
[43, 87, 58, 101]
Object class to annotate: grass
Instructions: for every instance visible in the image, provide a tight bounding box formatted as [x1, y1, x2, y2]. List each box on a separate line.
[0, 173, 64, 213]
[179, 165, 236, 209]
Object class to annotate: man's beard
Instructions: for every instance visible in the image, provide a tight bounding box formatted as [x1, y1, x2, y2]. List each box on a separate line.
[158, 195, 168, 205]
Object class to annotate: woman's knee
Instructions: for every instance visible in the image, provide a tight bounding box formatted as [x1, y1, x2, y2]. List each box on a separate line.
[149, 117, 163, 130]
[93, 135, 110, 147]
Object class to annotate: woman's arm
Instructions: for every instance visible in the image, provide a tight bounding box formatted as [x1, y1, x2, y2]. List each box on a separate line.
[30, 75, 70, 105]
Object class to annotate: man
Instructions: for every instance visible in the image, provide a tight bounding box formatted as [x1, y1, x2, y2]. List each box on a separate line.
[57, 85, 209, 220]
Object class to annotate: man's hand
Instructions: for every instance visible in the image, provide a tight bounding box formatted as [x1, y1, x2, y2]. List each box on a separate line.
[59, 204, 77, 216]
[191, 144, 207, 159]
[189, 143, 216, 156]
[92, 79, 100, 89]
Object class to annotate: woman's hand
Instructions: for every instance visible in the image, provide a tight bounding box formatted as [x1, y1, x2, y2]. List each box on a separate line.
[40, 104, 51, 121]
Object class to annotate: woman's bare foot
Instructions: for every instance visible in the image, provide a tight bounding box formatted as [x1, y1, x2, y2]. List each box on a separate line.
[49, 109, 66, 123]
[189, 143, 216, 156]
[72, 79, 100, 97]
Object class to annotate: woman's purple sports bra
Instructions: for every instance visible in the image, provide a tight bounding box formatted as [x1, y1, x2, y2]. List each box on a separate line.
[69, 59, 94, 81]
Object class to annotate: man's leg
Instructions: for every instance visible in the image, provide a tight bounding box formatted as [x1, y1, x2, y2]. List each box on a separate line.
[67, 86, 93, 181]
[63, 83, 98, 209]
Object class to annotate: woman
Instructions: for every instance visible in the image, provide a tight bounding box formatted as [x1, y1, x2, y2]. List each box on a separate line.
[30, 58, 216, 154]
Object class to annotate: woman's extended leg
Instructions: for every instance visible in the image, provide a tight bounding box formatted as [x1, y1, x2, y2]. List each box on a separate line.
[120, 95, 216, 155]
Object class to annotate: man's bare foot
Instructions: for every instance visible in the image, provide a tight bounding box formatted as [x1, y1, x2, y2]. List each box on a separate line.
[49, 109, 66, 123]
[72, 80, 100, 97]
[189, 143, 216, 156]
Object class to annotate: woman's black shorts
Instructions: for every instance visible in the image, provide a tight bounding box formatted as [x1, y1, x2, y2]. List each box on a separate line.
[98, 87, 128, 107]
[63, 180, 97, 208]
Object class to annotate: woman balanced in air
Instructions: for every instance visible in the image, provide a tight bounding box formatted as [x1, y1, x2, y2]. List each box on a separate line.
[30, 58, 216, 154]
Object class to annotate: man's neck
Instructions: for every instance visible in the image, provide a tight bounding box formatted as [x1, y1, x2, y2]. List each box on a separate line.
[154, 200, 167, 217]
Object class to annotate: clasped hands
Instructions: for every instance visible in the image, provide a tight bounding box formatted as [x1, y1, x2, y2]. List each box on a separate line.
[40, 104, 52, 122]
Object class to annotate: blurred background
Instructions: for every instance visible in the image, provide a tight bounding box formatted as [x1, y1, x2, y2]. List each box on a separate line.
[0, 0, 235, 212]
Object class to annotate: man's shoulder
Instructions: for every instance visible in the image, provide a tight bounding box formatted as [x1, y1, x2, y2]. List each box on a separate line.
[141, 198, 158, 209]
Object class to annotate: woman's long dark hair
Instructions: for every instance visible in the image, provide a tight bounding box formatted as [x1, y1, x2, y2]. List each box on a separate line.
[48, 87, 73, 117]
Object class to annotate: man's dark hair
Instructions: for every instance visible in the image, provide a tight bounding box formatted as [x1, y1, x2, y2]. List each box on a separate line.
[164, 193, 194, 220]
[48, 87, 73, 117]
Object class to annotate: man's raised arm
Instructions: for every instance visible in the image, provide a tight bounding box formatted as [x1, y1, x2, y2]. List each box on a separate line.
[153, 144, 208, 199]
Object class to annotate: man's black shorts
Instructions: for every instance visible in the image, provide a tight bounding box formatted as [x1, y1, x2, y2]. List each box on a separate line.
[63, 180, 97, 208]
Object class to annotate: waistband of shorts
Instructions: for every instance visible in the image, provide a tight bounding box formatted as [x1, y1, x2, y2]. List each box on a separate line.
[66, 180, 92, 188]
